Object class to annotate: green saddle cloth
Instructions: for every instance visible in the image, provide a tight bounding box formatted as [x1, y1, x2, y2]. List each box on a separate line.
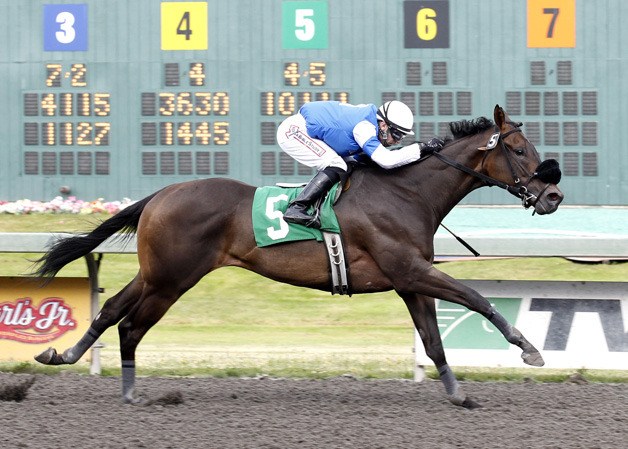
[252, 184, 341, 247]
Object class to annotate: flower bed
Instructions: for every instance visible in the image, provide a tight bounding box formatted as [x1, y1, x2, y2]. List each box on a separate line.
[0, 197, 135, 215]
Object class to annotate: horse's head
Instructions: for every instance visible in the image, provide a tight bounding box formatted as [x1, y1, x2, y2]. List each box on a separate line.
[476, 105, 564, 215]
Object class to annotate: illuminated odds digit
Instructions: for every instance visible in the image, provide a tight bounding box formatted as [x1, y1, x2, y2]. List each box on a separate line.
[70, 64, 87, 87]
[194, 93, 211, 116]
[213, 122, 229, 145]
[308, 62, 326, 87]
[46, 64, 62, 87]
[189, 63, 205, 86]
[284, 62, 300, 87]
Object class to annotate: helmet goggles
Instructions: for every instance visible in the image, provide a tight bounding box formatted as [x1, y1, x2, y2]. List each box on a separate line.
[388, 126, 406, 142]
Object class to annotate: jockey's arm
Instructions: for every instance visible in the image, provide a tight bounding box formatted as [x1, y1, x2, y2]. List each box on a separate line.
[353, 120, 424, 169]
[370, 143, 422, 169]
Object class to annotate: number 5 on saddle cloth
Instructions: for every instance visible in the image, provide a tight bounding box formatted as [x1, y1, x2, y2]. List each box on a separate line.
[251, 183, 349, 295]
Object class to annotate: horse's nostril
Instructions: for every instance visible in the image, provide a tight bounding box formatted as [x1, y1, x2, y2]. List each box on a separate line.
[548, 192, 561, 202]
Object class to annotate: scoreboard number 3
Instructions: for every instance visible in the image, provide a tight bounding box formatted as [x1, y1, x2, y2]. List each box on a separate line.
[527, 0, 576, 48]
[403, 1, 449, 49]
[161, 2, 208, 50]
[43, 4, 88, 51]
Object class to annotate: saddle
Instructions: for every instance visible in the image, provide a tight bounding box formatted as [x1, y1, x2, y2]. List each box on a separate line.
[251, 181, 350, 295]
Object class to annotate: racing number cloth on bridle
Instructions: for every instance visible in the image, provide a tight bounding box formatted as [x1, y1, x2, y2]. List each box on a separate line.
[252, 184, 341, 247]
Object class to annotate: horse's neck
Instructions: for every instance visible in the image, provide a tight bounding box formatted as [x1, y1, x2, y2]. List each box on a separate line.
[347, 143, 486, 232]
[395, 136, 488, 222]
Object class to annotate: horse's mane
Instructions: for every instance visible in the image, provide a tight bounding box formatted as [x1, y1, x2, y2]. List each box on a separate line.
[449, 117, 494, 140]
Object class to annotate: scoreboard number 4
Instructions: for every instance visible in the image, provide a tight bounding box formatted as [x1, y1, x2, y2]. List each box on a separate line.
[161, 2, 208, 50]
[527, 0, 576, 48]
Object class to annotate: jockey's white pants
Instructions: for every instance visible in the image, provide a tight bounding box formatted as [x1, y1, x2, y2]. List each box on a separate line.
[276, 113, 348, 172]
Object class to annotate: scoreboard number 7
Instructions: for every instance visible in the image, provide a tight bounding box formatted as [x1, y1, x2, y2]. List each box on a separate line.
[161, 2, 208, 50]
[527, 0, 576, 48]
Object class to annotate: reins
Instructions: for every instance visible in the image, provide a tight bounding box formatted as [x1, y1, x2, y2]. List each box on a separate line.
[431, 150, 525, 198]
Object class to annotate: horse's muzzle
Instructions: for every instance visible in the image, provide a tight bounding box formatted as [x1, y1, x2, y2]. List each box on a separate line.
[525, 159, 563, 215]
[531, 183, 564, 215]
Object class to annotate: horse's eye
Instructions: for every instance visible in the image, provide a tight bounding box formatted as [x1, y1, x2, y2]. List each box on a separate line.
[515, 148, 525, 156]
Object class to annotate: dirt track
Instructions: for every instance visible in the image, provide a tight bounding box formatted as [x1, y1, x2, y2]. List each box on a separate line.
[1, 372, 626, 448]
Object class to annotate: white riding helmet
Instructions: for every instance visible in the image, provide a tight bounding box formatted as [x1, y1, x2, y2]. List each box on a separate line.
[377, 100, 415, 136]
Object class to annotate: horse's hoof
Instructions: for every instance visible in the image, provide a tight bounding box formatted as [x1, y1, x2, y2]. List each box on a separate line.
[122, 393, 144, 405]
[34, 347, 57, 365]
[461, 397, 482, 409]
[522, 350, 545, 367]
[448, 393, 481, 409]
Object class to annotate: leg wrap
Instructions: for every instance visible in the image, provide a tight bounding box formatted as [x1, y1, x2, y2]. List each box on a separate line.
[62, 327, 100, 363]
[487, 307, 517, 343]
[437, 365, 459, 396]
[121, 360, 136, 402]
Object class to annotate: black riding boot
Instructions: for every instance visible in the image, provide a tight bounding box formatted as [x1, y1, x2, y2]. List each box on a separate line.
[283, 169, 338, 228]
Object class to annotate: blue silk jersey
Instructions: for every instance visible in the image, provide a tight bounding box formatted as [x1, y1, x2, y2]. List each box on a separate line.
[299, 101, 381, 157]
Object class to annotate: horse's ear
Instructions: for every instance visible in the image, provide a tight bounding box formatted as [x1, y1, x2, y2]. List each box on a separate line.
[494, 104, 506, 130]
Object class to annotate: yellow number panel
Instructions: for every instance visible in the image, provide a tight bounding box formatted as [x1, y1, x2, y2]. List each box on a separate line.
[161, 2, 208, 50]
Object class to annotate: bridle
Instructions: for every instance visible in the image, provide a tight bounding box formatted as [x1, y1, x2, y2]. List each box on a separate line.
[431, 121, 557, 210]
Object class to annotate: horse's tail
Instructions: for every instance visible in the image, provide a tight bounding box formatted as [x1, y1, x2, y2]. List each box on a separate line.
[32, 191, 160, 279]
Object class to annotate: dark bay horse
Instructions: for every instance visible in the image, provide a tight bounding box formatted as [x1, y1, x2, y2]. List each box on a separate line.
[34, 105, 564, 408]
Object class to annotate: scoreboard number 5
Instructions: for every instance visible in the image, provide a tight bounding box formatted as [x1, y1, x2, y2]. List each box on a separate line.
[403, 1, 449, 49]
[282, 2, 328, 49]
[527, 0, 576, 48]
[161, 2, 208, 50]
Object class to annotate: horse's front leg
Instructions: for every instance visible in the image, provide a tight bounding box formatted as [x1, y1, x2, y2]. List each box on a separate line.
[414, 266, 545, 367]
[399, 292, 481, 409]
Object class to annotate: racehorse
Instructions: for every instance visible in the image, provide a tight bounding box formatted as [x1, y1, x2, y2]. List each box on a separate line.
[33, 105, 564, 408]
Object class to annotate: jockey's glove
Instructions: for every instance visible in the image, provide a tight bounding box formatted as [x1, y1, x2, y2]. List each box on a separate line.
[420, 137, 445, 155]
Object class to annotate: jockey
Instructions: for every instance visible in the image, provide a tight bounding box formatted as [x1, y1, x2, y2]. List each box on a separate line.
[276, 100, 444, 228]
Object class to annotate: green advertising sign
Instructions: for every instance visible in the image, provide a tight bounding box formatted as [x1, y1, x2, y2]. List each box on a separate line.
[438, 297, 521, 349]
[282, 2, 328, 49]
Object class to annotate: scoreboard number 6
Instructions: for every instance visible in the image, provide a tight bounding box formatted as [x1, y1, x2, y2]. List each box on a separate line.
[416, 8, 437, 41]
[403, 1, 449, 49]
[161, 2, 208, 50]
[527, 0, 576, 48]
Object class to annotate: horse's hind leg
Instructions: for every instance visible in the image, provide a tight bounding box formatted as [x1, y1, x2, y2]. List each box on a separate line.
[116, 285, 184, 403]
[400, 292, 481, 409]
[35, 274, 144, 366]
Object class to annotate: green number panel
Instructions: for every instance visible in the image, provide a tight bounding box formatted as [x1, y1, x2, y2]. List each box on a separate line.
[0, 0, 625, 204]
